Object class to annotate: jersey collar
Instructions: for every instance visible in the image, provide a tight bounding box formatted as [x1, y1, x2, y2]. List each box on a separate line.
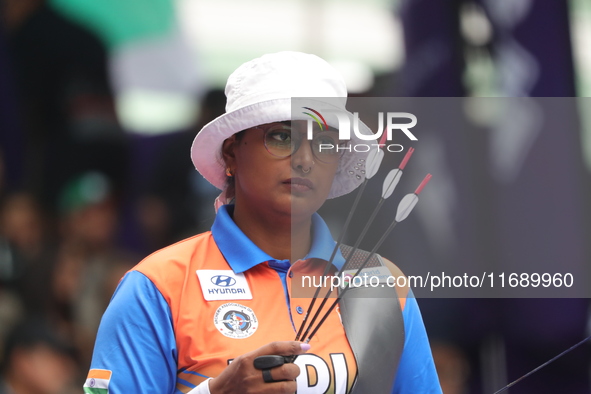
[211, 205, 346, 273]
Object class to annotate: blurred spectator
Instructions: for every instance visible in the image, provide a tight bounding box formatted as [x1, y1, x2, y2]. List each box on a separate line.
[4, 1, 119, 209]
[51, 240, 136, 367]
[0, 192, 56, 317]
[58, 171, 117, 254]
[53, 171, 136, 366]
[0, 192, 46, 262]
[432, 341, 470, 394]
[0, 318, 78, 394]
[135, 195, 173, 252]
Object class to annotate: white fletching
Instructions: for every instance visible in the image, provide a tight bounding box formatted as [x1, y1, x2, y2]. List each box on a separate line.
[382, 169, 402, 199]
[365, 148, 384, 179]
[395, 193, 418, 222]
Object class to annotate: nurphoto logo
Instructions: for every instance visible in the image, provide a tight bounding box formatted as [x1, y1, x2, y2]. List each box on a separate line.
[303, 107, 418, 153]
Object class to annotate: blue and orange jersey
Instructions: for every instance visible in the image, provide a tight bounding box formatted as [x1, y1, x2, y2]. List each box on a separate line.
[85, 205, 441, 393]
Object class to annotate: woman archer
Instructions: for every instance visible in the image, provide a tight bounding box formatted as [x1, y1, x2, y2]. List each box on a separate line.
[84, 51, 441, 394]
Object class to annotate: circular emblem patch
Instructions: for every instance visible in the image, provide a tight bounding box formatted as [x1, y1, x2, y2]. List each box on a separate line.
[213, 303, 258, 339]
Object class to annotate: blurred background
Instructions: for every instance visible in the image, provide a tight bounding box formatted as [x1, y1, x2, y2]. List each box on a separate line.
[1, 0, 591, 393]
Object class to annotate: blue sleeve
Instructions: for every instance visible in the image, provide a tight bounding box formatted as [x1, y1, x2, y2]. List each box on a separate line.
[392, 294, 442, 394]
[89, 270, 179, 393]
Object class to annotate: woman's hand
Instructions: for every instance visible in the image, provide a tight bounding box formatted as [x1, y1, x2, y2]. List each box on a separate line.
[209, 341, 310, 394]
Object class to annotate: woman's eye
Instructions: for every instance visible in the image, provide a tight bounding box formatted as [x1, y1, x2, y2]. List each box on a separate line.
[314, 133, 339, 146]
[270, 131, 291, 143]
[277, 132, 291, 142]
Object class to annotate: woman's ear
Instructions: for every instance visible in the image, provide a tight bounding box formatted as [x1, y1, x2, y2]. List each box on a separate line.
[221, 135, 238, 170]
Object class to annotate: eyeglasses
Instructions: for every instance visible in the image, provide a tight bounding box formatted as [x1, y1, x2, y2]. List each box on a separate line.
[255, 123, 347, 164]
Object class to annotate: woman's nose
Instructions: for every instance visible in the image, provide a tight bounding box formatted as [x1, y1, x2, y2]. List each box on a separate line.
[291, 137, 315, 173]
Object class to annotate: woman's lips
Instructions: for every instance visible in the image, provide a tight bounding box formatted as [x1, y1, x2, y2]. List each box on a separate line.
[284, 177, 314, 192]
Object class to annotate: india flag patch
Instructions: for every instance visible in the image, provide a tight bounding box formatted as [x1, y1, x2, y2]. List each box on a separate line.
[83, 369, 112, 394]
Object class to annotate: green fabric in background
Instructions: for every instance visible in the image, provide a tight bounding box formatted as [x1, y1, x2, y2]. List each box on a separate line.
[50, 0, 175, 48]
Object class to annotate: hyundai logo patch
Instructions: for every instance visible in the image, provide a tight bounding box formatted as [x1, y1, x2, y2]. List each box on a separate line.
[196, 270, 253, 301]
[211, 275, 237, 287]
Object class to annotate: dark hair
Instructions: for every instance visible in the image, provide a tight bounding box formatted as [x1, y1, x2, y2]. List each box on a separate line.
[1, 318, 76, 372]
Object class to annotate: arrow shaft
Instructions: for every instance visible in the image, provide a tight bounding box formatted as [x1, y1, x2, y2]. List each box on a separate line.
[295, 179, 368, 341]
[297, 196, 386, 341]
[492, 335, 591, 394]
[304, 221, 400, 343]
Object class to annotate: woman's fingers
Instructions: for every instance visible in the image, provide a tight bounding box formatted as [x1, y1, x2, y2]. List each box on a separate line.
[208, 341, 310, 394]
[251, 341, 310, 358]
[261, 362, 301, 382]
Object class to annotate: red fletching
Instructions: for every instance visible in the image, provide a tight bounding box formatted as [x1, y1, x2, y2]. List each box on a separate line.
[414, 173, 432, 195]
[379, 130, 388, 146]
[399, 147, 415, 170]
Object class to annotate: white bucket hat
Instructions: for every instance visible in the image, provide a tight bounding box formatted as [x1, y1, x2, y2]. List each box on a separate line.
[191, 51, 373, 204]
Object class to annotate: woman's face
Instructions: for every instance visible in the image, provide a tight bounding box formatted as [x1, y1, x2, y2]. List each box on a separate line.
[224, 120, 340, 220]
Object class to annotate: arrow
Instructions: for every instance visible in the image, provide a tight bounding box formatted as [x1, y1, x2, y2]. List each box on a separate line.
[303, 174, 432, 343]
[294, 142, 388, 341]
[296, 148, 416, 343]
[492, 335, 591, 394]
